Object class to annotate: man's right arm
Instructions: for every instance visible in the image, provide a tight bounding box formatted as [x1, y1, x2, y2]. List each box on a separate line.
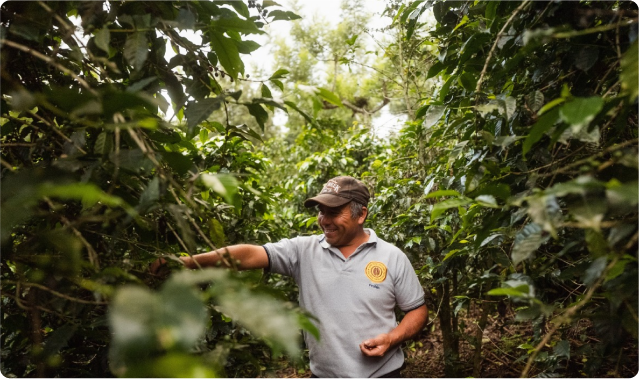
[180, 244, 269, 270]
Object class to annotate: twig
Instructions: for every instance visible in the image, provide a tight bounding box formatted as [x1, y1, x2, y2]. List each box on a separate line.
[4, 280, 107, 305]
[476, 1, 531, 94]
[552, 18, 638, 39]
[537, 139, 637, 177]
[44, 197, 100, 270]
[520, 255, 622, 377]
[1, 39, 98, 96]
[17, 111, 86, 153]
[0, 158, 15, 171]
[1, 143, 37, 147]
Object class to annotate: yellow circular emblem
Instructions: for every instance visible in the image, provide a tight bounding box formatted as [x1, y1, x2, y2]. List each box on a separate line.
[365, 261, 387, 283]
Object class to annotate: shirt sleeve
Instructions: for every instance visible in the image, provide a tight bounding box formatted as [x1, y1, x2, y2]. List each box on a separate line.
[393, 251, 426, 312]
[262, 237, 301, 278]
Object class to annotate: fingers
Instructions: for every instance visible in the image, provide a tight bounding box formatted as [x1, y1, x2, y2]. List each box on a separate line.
[359, 335, 389, 357]
[149, 258, 168, 276]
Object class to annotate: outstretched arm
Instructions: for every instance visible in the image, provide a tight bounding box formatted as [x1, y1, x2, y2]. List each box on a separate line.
[359, 304, 428, 357]
[151, 244, 269, 274]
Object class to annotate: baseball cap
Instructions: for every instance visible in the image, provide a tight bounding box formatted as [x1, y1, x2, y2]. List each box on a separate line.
[304, 176, 370, 208]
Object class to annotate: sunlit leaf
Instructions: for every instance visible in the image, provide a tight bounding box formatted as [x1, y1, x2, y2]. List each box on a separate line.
[317, 87, 343, 107]
[620, 40, 638, 101]
[431, 198, 472, 221]
[423, 105, 446, 128]
[512, 223, 547, 266]
[199, 173, 239, 206]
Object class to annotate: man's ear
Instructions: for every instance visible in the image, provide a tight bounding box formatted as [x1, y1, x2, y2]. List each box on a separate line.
[359, 206, 368, 225]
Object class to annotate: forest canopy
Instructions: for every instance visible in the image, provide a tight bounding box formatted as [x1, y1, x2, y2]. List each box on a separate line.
[1, 0, 637, 377]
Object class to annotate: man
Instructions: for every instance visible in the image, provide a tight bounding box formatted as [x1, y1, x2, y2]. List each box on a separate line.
[157, 176, 427, 378]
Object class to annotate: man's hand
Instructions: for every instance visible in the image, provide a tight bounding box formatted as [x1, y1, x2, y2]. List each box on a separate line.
[359, 333, 392, 357]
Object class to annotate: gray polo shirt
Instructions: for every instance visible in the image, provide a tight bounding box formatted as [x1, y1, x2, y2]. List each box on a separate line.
[263, 229, 425, 378]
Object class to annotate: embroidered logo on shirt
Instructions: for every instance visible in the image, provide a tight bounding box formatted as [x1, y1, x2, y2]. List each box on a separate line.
[365, 261, 387, 283]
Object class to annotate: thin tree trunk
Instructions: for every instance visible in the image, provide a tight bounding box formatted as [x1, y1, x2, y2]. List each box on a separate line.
[472, 299, 492, 377]
[29, 288, 46, 378]
[438, 280, 460, 377]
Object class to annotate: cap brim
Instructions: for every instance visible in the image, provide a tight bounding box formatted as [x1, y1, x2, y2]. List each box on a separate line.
[303, 194, 351, 208]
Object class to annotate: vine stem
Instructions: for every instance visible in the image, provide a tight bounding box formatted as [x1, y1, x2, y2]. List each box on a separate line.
[475, 0, 531, 94]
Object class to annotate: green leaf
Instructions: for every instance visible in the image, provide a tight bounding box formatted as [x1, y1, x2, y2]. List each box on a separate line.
[94, 131, 113, 155]
[270, 79, 284, 91]
[226, 0, 250, 18]
[208, 218, 226, 247]
[485, 1, 498, 26]
[284, 101, 314, 124]
[157, 280, 208, 350]
[458, 72, 477, 91]
[512, 223, 547, 266]
[39, 182, 126, 209]
[620, 40, 638, 101]
[126, 76, 157, 93]
[487, 287, 528, 297]
[199, 173, 239, 206]
[108, 286, 158, 364]
[537, 97, 566, 116]
[523, 107, 559, 156]
[160, 152, 193, 176]
[422, 105, 446, 128]
[553, 340, 570, 359]
[425, 189, 461, 199]
[138, 176, 161, 213]
[212, 17, 263, 35]
[317, 87, 343, 107]
[400, 0, 424, 24]
[246, 103, 269, 131]
[269, 69, 290, 80]
[475, 195, 498, 208]
[606, 180, 639, 207]
[262, 0, 281, 7]
[559, 96, 604, 130]
[581, 256, 607, 286]
[176, 8, 196, 30]
[261, 84, 273, 98]
[124, 32, 148, 69]
[585, 229, 608, 256]
[268, 10, 302, 21]
[426, 61, 446, 79]
[210, 31, 243, 79]
[94, 28, 111, 53]
[526, 194, 561, 238]
[431, 198, 472, 220]
[575, 46, 599, 72]
[185, 98, 223, 129]
[233, 39, 261, 54]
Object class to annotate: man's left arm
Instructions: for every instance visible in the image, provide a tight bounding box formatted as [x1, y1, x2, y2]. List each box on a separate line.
[359, 304, 428, 357]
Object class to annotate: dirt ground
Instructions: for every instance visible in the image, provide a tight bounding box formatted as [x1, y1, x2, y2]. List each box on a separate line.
[268, 305, 638, 378]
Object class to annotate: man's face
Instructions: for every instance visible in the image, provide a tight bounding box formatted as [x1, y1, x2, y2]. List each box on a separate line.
[317, 203, 366, 247]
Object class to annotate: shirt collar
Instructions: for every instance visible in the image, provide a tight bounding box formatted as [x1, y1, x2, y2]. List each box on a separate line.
[319, 228, 378, 249]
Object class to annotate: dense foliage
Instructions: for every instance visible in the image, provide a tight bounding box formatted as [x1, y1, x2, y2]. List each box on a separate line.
[1, 0, 637, 378]
[1, 1, 315, 377]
